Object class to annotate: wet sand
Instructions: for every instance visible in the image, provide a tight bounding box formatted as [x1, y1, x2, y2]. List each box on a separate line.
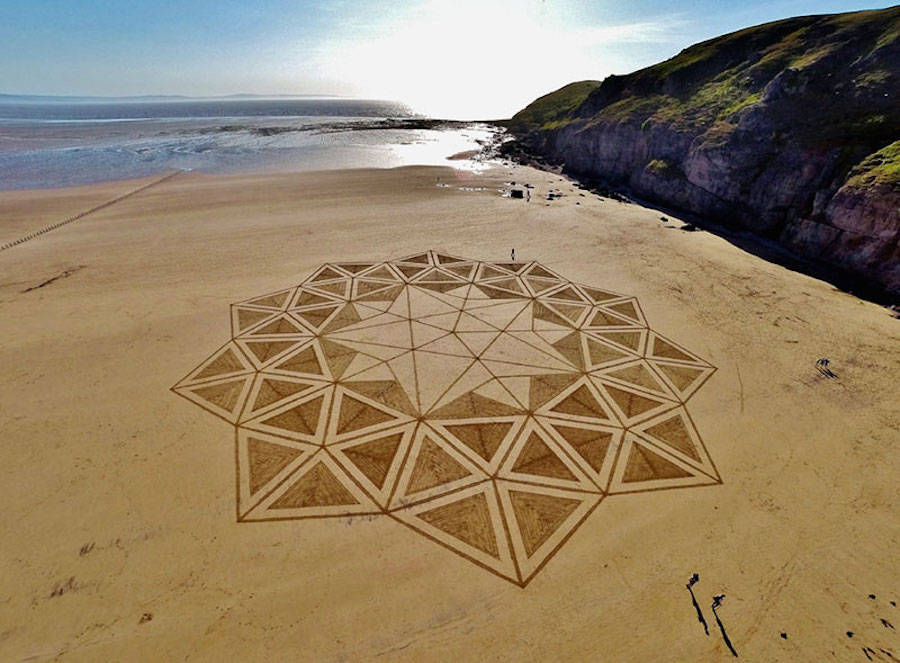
[0, 164, 897, 661]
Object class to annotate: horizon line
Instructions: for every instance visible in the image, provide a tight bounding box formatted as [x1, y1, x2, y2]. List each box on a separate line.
[0, 92, 376, 103]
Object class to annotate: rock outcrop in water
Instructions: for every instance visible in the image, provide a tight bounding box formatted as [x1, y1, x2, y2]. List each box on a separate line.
[505, 7, 900, 298]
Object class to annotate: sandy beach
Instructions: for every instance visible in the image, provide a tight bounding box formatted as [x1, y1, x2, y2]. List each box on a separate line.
[0, 163, 897, 661]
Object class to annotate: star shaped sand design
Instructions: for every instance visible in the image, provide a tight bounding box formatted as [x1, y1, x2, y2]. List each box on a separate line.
[173, 251, 720, 586]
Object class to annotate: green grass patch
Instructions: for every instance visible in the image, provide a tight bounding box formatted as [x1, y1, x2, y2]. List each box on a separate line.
[845, 141, 900, 187]
[644, 159, 683, 179]
[508, 80, 601, 131]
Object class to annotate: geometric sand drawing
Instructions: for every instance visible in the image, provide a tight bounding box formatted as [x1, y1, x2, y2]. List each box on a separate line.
[173, 250, 719, 586]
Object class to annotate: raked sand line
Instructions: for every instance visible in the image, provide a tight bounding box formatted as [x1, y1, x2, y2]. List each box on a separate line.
[0, 169, 183, 252]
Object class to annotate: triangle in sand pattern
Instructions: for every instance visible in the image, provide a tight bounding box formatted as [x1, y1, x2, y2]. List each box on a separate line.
[524, 275, 562, 295]
[586, 336, 632, 366]
[455, 309, 500, 334]
[493, 262, 527, 273]
[478, 265, 509, 281]
[274, 344, 324, 376]
[430, 391, 521, 419]
[245, 290, 291, 309]
[410, 320, 448, 348]
[640, 412, 700, 461]
[444, 421, 514, 463]
[443, 263, 476, 280]
[364, 266, 399, 281]
[545, 302, 586, 325]
[580, 286, 620, 303]
[336, 263, 375, 274]
[336, 395, 397, 435]
[342, 380, 417, 416]
[319, 339, 359, 380]
[235, 307, 275, 333]
[652, 362, 707, 393]
[417, 281, 466, 294]
[527, 264, 558, 279]
[603, 363, 668, 395]
[310, 279, 350, 298]
[488, 278, 526, 294]
[548, 384, 610, 420]
[402, 253, 430, 264]
[479, 333, 572, 372]
[417, 491, 499, 558]
[605, 299, 642, 323]
[456, 330, 503, 356]
[252, 315, 306, 336]
[294, 305, 339, 330]
[322, 304, 362, 332]
[416, 334, 474, 358]
[593, 330, 643, 353]
[417, 268, 458, 284]
[551, 333, 584, 369]
[243, 340, 298, 364]
[532, 301, 571, 328]
[271, 461, 359, 508]
[189, 378, 246, 413]
[435, 253, 465, 265]
[341, 432, 405, 490]
[497, 377, 531, 409]
[528, 373, 580, 410]
[294, 290, 335, 308]
[397, 263, 429, 279]
[193, 346, 248, 381]
[473, 380, 522, 411]
[311, 266, 346, 282]
[587, 308, 632, 328]
[479, 284, 529, 300]
[622, 442, 692, 483]
[510, 432, 576, 481]
[550, 425, 614, 474]
[357, 279, 396, 296]
[339, 352, 386, 379]
[602, 383, 666, 419]
[251, 378, 316, 413]
[651, 335, 696, 362]
[405, 436, 474, 495]
[358, 283, 403, 302]
[546, 285, 585, 303]
[260, 395, 324, 436]
[508, 489, 581, 557]
[463, 298, 528, 325]
[247, 437, 306, 495]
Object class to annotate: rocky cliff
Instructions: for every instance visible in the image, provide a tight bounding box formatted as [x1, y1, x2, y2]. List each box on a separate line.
[506, 7, 900, 298]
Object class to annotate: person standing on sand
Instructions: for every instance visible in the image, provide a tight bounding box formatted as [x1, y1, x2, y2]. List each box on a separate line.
[511, 248, 516, 261]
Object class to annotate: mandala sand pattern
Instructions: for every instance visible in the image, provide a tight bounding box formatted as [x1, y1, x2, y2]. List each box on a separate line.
[173, 251, 719, 586]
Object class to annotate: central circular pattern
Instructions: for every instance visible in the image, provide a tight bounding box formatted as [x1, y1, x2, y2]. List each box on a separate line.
[173, 250, 719, 586]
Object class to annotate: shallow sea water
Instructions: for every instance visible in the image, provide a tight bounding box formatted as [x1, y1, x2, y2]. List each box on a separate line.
[0, 98, 496, 189]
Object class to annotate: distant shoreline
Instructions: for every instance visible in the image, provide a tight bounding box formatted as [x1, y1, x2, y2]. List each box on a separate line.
[0, 102, 500, 190]
[0, 93, 350, 103]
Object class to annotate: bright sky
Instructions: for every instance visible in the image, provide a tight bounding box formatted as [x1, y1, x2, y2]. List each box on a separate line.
[0, 0, 892, 118]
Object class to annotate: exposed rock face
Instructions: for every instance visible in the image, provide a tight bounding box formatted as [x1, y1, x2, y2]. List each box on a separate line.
[506, 8, 900, 297]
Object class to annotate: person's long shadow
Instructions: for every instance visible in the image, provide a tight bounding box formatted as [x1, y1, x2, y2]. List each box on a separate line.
[712, 595, 739, 657]
[686, 574, 709, 636]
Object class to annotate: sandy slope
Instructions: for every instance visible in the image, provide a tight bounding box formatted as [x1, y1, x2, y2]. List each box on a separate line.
[0, 164, 896, 661]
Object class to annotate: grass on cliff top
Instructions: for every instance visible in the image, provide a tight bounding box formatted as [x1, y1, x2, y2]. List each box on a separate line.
[508, 80, 600, 131]
[512, 6, 899, 134]
[846, 141, 900, 188]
